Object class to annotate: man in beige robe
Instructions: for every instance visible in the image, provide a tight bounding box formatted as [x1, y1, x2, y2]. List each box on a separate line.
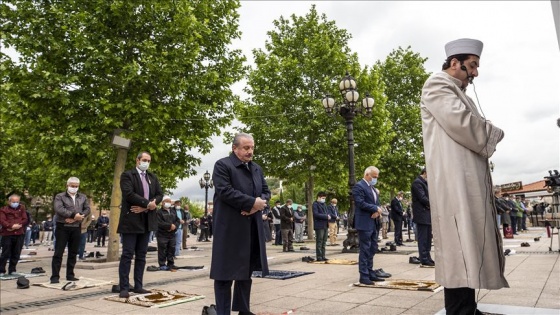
[421, 38, 509, 314]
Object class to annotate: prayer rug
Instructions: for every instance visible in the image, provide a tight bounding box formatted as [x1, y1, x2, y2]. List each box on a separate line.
[105, 289, 204, 308]
[353, 279, 442, 292]
[308, 259, 357, 265]
[252, 270, 314, 280]
[0, 273, 44, 281]
[33, 277, 113, 290]
[18, 259, 37, 263]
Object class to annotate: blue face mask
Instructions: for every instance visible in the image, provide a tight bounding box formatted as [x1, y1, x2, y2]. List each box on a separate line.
[370, 178, 378, 186]
[10, 202, 19, 208]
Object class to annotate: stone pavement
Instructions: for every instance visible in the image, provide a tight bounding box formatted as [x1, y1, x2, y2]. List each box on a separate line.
[0, 226, 558, 315]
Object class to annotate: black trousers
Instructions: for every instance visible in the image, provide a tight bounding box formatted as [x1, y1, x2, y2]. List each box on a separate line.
[97, 227, 107, 246]
[416, 223, 433, 263]
[0, 234, 25, 274]
[214, 279, 252, 315]
[157, 233, 175, 266]
[444, 287, 477, 314]
[51, 223, 81, 281]
[119, 232, 150, 291]
[393, 218, 403, 244]
[274, 224, 282, 245]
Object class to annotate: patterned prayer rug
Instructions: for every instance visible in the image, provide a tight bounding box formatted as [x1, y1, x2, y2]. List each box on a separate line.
[105, 289, 204, 308]
[353, 279, 442, 292]
[33, 277, 113, 290]
[252, 270, 314, 280]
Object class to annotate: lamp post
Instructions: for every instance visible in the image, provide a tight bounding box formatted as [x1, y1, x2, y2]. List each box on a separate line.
[322, 72, 374, 253]
[199, 170, 214, 215]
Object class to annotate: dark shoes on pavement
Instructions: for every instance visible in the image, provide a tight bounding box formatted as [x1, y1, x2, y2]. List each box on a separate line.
[31, 267, 46, 274]
[409, 256, 421, 264]
[421, 261, 435, 267]
[119, 290, 130, 298]
[67, 276, 80, 281]
[520, 242, 531, 247]
[301, 256, 315, 262]
[374, 268, 391, 278]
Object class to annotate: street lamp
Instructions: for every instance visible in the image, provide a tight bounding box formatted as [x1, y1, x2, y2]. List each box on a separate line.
[322, 72, 375, 253]
[199, 170, 214, 215]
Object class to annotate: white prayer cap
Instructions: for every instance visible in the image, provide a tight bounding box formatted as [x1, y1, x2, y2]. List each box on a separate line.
[162, 195, 172, 201]
[445, 38, 483, 58]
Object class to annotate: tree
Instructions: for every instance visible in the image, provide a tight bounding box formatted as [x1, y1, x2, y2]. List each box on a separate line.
[233, 5, 392, 232]
[0, 0, 245, 202]
[374, 47, 430, 195]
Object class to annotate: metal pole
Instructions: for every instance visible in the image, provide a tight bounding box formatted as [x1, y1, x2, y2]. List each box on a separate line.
[342, 111, 359, 253]
[204, 185, 209, 216]
[107, 147, 128, 262]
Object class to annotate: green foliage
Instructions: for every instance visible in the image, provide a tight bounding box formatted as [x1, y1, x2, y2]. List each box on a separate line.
[179, 196, 204, 218]
[233, 5, 391, 211]
[374, 47, 430, 196]
[0, 0, 245, 199]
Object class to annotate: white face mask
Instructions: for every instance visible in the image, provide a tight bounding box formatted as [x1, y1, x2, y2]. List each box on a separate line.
[163, 202, 171, 209]
[138, 161, 150, 171]
[68, 187, 79, 194]
[318, 198, 326, 203]
[175, 206, 181, 210]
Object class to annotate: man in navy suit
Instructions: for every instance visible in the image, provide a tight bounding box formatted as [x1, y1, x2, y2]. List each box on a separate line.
[411, 168, 434, 267]
[117, 151, 163, 298]
[391, 191, 405, 245]
[210, 133, 270, 315]
[352, 166, 390, 285]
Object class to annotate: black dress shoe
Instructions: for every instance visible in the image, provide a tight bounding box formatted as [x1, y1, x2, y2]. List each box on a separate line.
[50, 279, 60, 284]
[359, 278, 373, 285]
[369, 275, 385, 282]
[409, 256, 421, 264]
[421, 261, 435, 267]
[119, 290, 130, 298]
[374, 269, 392, 278]
[66, 276, 80, 281]
[239, 312, 256, 315]
[132, 288, 151, 294]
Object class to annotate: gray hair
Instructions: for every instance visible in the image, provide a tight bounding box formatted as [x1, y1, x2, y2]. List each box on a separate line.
[364, 166, 379, 177]
[67, 177, 80, 184]
[233, 133, 254, 146]
[8, 194, 20, 202]
[136, 151, 151, 160]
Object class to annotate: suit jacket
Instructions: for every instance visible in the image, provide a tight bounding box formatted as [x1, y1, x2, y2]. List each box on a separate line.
[117, 168, 164, 234]
[352, 179, 379, 231]
[327, 204, 339, 223]
[279, 205, 294, 230]
[156, 207, 180, 238]
[210, 153, 270, 280]
[390, 197, 404, 221]
[312, 201, 329, 230]
[411, 175, 430, 225]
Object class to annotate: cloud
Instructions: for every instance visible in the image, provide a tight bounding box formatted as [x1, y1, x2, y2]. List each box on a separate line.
[171, 1, 559, 199]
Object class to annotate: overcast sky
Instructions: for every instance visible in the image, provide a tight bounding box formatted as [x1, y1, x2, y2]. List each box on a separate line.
[175, 1, 559, 201]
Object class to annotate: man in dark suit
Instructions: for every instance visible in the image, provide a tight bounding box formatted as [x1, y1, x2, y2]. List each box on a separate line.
[279, 199, 295, 252]
[352, 166, 390, 285]
[411, 168, 434, 266]
[390, 191, 405, 246]
[117, 151, 163, 298]
[210, 133, 270, 315]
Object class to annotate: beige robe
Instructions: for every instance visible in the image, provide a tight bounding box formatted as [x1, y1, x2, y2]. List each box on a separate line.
[421, 72, 509, 290]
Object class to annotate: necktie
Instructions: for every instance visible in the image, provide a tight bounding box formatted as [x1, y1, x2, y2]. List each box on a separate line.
[370, 185, 377, 202]
[141, 171, 149, 199]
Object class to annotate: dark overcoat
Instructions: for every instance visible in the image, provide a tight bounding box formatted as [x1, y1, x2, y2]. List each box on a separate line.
[117, 168, 164, 234]
[352, 179, 380, 231]
[279, 205, 293, 230]
[411, 175, 431, 225]
[390, 196, 404, 221]
[210, 153, 270, 280]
